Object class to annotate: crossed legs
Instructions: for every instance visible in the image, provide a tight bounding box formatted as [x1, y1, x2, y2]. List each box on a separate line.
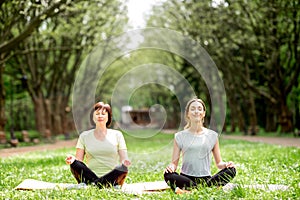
[70, 160, 128, 188]
[164, 167, 236, 191]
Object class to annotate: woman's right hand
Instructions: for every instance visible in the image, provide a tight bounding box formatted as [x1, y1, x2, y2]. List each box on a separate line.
[165, 163, 176, 173]
[65, 155, 76, 165]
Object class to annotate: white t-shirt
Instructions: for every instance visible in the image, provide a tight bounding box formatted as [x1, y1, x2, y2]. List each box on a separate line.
[175, 128, 218, 177]
[76, 129, 127, 177]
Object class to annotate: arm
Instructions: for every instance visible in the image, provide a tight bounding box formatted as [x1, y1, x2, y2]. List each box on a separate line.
[117, 131, 131, 167]
[118, 149, 131, 167]
[165, 140, 181, 173]
[75, 148, 85, 162]
[212, 139, 234, 169]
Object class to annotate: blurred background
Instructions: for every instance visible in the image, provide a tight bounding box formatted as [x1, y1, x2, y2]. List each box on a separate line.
[0, 0, 299, 145]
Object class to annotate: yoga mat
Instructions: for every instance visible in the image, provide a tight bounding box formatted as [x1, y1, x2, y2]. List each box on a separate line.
[15, 179, 289, 194]
[14, 179, 169, 194]
[15, 179, 86, 190]
[122, 181, 170, 194]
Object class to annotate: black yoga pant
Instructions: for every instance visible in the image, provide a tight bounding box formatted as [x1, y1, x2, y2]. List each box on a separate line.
[164, 167, 236, 191]
[70, 160, 128, 188]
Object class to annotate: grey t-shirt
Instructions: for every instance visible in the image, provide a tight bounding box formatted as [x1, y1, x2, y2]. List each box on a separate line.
[175, 128, 218, 177]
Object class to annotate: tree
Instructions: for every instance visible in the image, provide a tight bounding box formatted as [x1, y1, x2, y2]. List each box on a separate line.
[147, 0, 300, 133]
[8, 0, 128, 136]
[0, 0, 74, 132]
[219, 0, 300, 132]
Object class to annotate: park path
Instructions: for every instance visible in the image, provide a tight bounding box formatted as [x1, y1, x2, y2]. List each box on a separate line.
[220, 134, 300, 148]
[0, 134, 299, 158]
[0, 139, 77, 158]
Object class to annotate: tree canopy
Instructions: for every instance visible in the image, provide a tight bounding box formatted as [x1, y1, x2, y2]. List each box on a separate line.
[0, 0, 299, 137]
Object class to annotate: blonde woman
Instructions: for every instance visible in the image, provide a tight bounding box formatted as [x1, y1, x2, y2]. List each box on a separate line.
[164, 98, 236, 193]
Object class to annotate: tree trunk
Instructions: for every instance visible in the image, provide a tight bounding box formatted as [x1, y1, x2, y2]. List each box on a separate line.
[42, 95, 71, 136]
[62, 104, 71, 138]
[228, 94, 246, 134]
[278, 102, 293, 133]
[50, 96, 63, 136]
[265, 106, 277, 132]
[227, 94, 237, 133]
[44, 98, 52, 132]
[61, 97, 73, 136]
[244, 63, 258, 135]
[32, 95, 47, 135]
[295, 98, 300, 130]
[229, 113, 236, 132]
[0, 57, 6, 131]
[237, 106, 246, 134]
[32, 94, 70, 136]
[248, 94, 258, 135]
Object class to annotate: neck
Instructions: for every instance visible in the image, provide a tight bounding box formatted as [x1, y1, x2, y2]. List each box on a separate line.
[94, 124, 107, 135]
[188, 122, 204, 134]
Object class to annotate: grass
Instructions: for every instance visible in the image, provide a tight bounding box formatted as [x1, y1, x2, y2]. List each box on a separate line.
[0, 130, 299, 199]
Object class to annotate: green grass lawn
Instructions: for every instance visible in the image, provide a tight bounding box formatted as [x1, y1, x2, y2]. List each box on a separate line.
[0, 131, 299, 199]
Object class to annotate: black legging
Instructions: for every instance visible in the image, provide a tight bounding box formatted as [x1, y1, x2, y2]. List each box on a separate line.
[70, 160, 128, 188]
[164, 167, 236, 191]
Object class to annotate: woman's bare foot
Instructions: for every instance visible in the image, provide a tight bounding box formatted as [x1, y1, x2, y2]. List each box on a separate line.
[175, 187, 191, 194]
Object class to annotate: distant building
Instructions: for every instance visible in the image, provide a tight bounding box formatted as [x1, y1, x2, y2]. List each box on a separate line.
[121, 106, 151, 127]
[121, 106, 133, 125]
[128, 109, 151, 125]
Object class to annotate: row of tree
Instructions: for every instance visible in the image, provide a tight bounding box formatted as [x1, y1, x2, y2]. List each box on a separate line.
[146, 0, 300, 133]
[0, 0, 299, 138]
[0, 0, 129, 137]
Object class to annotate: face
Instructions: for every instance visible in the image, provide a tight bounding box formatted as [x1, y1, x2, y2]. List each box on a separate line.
[187, 101, 205, 123]
[90, 102, 112, 127]
[93, 107, 108, 125]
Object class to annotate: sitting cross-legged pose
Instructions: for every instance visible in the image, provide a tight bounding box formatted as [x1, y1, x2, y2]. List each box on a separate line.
[66, 101, 131, 188]
[164, 98, 236, 194]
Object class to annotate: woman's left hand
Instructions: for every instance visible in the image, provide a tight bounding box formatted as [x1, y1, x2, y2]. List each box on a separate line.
[225, 161, 235, 168]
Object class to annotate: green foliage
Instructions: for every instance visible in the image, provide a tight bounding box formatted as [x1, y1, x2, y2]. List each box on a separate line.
[0, 133, 299, 199]
[9, 129, 40, 140]
[2, 0, 129, 134]
[147, 0, 300, 133]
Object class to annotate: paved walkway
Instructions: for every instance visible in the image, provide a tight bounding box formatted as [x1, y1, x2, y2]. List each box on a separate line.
[0, 139, 77, 158]
[221, 134, 300, 148]
[0, 134, 299, 158]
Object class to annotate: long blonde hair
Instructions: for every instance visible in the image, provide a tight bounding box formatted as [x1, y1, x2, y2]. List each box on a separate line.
[184, 98, 206, 129]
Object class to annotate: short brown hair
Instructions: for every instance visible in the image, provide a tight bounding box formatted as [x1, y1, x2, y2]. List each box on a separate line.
[89, 102, 112, 127]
